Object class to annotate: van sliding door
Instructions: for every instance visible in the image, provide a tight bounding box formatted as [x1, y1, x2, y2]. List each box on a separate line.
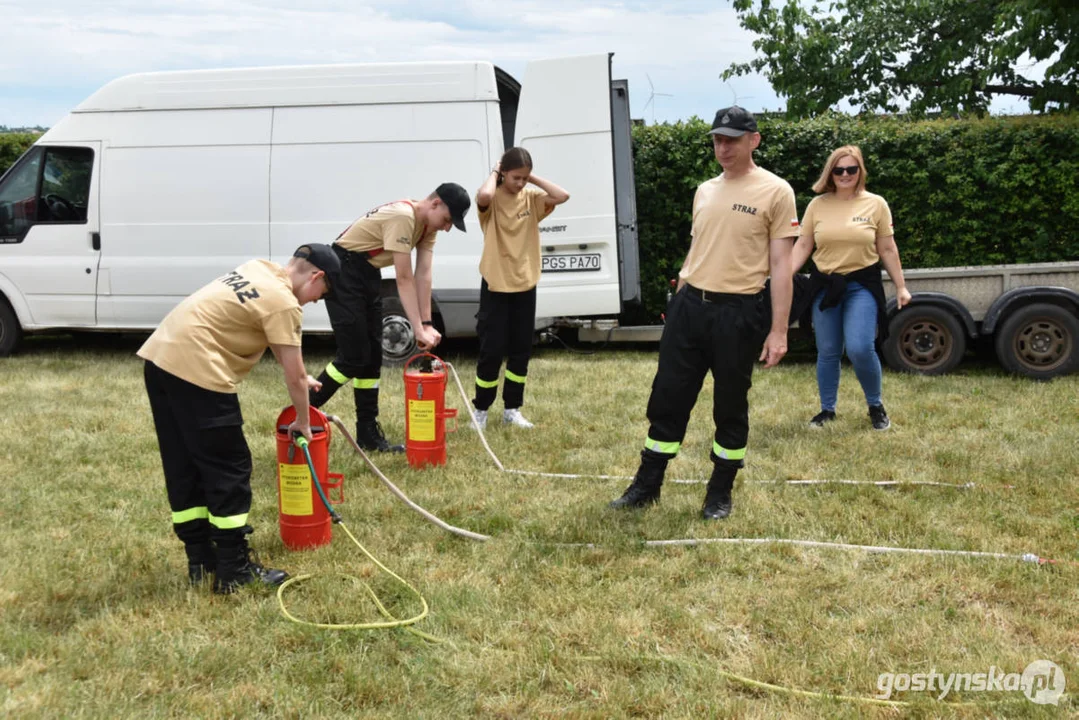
[515, 53, 621, 318]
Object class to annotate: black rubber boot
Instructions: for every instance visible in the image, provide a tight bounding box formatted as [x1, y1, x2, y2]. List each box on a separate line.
[609, 449, 670, 509]
[175, 518, 215, 585]
[356, 420, 405, 453]
[212, 526, 289, 595]
[308, 370, 342, 408]
[701, 463, 737, 520]
[185, 542, 216, 585]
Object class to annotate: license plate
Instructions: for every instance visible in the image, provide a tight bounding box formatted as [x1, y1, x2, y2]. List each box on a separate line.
[541, 253, 601, 273]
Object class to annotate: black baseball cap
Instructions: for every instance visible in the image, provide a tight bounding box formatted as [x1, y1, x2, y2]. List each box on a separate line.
[292, 243, 341, 297]
[708, 106, 758, 137]
[435, 182, 471, 232]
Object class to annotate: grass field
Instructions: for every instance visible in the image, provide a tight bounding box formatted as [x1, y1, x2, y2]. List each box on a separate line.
[1, 334, 1076, 718]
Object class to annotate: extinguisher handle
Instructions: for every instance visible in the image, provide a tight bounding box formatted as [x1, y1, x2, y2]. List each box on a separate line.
[278, 425, 325, 434]
[404, 352, 444, 373]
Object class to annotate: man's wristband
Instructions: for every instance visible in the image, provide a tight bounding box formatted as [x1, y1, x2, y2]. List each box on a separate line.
[421, 320, 434, 327]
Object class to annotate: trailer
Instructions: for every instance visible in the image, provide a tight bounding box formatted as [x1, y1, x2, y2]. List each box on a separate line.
[880, 261, 1079, 379]
[579, 261, 1079, 380]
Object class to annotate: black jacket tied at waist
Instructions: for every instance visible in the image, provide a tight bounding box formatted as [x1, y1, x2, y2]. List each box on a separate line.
[790, 262, 890, 340]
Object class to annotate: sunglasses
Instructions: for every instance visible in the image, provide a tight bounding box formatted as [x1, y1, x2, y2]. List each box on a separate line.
[832, 165, 860, 176]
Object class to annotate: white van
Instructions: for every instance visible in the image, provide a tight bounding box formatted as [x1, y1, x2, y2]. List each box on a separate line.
[0, 54, 640, 361]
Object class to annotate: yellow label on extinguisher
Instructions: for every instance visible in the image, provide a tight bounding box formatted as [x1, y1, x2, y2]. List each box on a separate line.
[279, 463, 314, 516]
[408, 399, 436, 442]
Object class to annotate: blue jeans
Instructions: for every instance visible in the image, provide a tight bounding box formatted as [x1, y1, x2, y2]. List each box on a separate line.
[812, 281, 882, 411]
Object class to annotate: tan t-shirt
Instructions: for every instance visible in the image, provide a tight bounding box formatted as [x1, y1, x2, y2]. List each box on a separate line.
[335, 201, 437, 269]
[679, 167, 799, 294]
[138, 260, 302, 393]
[801, 192, 894, 275]
[478, 187, 553, 292]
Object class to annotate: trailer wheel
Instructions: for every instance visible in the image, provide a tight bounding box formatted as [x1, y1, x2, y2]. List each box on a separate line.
[0, 298, 22, 357]
[994, 303, 1078, 380]
[381, 297, 417, 366]
[882, 305, 966, 375]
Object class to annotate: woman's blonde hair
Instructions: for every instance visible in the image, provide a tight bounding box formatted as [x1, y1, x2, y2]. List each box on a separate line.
[812, 145, 868, 194]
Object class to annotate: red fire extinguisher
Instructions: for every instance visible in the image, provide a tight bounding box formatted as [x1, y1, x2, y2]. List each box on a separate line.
[275, 406, 345, 550]
[403, 353, 458, 468]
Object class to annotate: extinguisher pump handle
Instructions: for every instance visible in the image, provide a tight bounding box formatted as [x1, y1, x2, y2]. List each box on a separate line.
[405, 352, 444, 373]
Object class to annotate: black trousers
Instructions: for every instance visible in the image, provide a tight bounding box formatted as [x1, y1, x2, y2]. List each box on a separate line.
[144, 361, 252, 545]
[473, 279, 537, 411]
[317, 247, 384, 421]
[644, 287, 766, 464]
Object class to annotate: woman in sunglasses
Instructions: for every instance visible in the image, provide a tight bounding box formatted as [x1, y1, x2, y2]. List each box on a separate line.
[790, 145, 912, 430]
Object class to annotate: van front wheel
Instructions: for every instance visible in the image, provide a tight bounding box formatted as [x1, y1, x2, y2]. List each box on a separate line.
[0, 298, 23, 357]
[380, 297, 417, 366]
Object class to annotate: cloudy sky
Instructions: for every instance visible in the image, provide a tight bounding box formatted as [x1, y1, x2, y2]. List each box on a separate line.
[3, 0, 1036, 129]
[1, 0, 792, 128]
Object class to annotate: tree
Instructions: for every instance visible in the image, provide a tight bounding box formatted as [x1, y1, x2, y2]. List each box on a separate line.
[724, 0, 1078, 117]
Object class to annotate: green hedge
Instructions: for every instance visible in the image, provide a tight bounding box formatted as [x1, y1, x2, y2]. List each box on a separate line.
[629, 113, 1079, 321]
[0, 132, 39, 177]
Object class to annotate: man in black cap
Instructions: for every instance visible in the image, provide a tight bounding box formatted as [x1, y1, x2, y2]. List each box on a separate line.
[139, 243, 340, 593]
[609, 106, 798, 520]
[308, 183, 471, 452]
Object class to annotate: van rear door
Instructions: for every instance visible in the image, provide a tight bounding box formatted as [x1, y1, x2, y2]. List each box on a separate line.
[515, 53, 623, 318]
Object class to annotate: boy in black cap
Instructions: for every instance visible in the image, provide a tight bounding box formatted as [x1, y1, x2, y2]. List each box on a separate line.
[610, 106, 797, 520]
[308, 183, 471, 452]
[292, 243, 341, 297]
[139, 244, 339, 593]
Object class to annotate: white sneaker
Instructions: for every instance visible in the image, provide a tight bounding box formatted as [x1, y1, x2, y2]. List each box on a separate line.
[502, 408, 534, 428]
[469, 409, 487, 431]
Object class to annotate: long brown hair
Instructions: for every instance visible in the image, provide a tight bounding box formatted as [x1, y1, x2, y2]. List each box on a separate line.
[497, 146, 533, 187]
